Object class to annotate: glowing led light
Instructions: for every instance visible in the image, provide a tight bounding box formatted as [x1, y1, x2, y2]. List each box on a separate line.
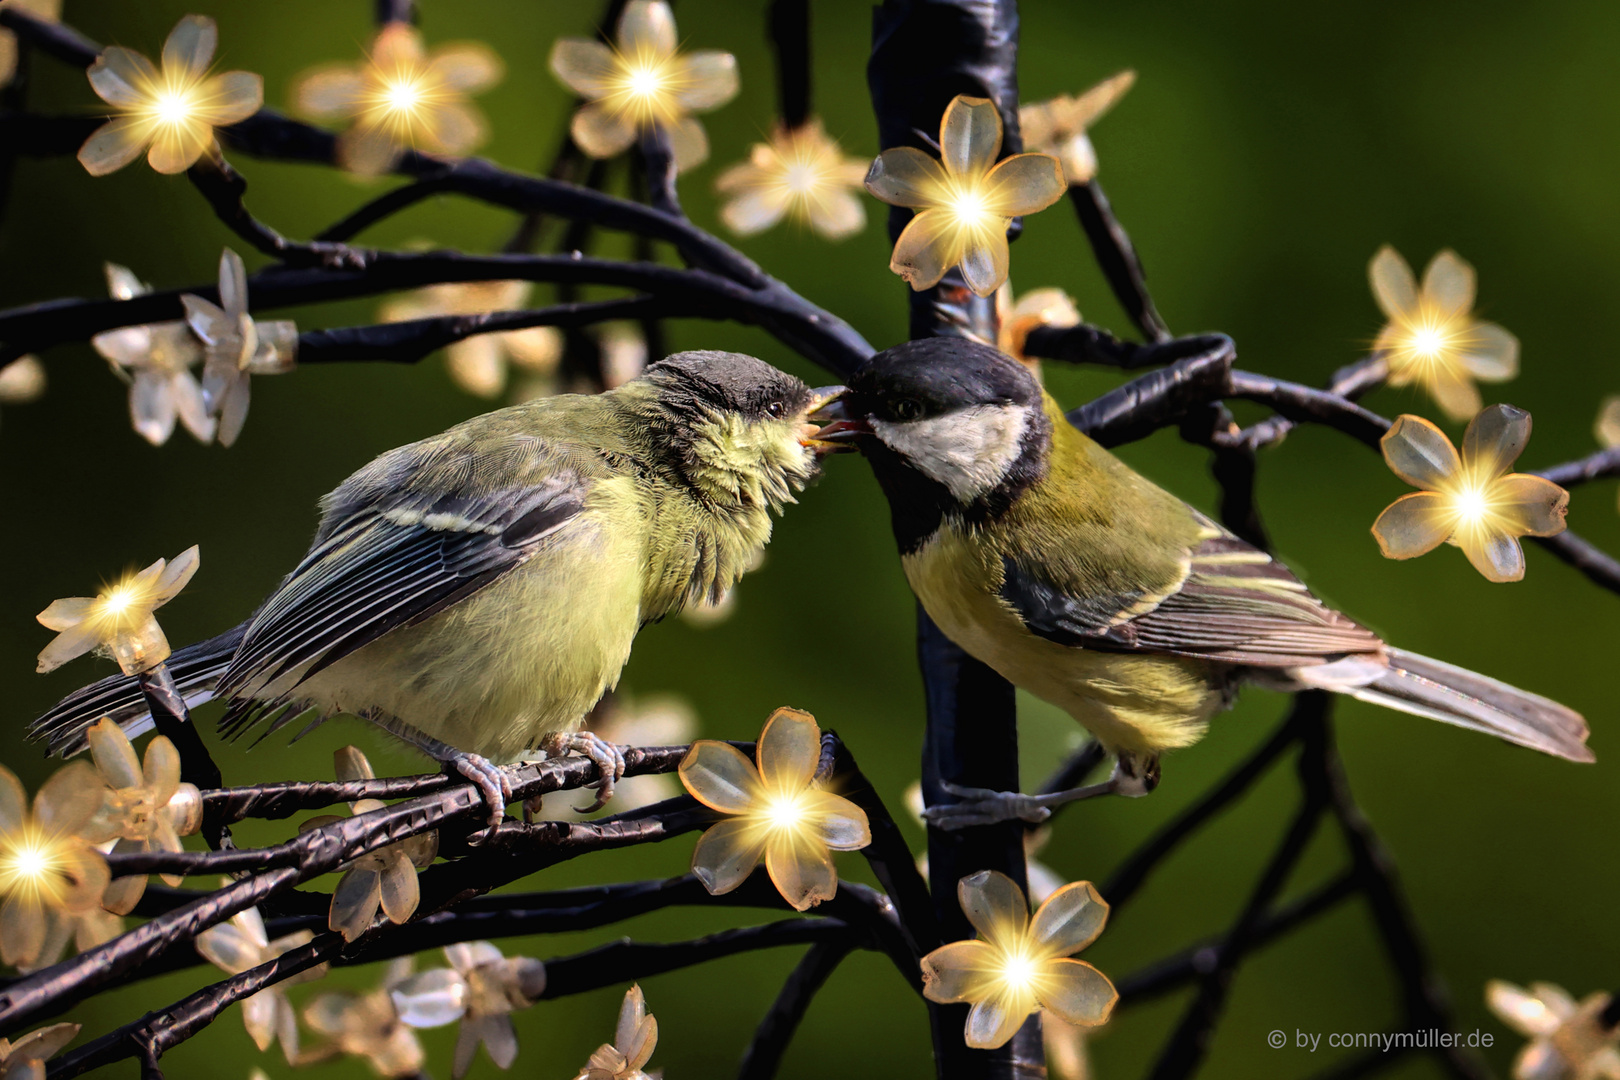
[5, 842, 50, 880]
[1453, 486, 1489, 524]
[761, 793, 808, 831]
[1000, 951, 1038, 990]
[153, 90, 194, 125]
[1408, 324, 1447, 357]
[382, 78, 424, 114]
[627, 63, 665, 98]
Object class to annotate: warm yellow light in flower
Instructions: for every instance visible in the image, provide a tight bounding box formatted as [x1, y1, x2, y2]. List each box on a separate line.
[1372, 406, 1568, 582]
[36, 546, 199, 675]
[294, 23, 503, 176]
[0, 763, 111, 971]
[550, 0, 739, 173]
[1487, 980, 1620, 1080]
[921, 871, 1116, 1050]
[679, 708, 871, 911]
[866, 95, 1066, 296]
[77, 15, 263, 176]
[714, 120, 870, 239]
[1369, 246, 1519, 421]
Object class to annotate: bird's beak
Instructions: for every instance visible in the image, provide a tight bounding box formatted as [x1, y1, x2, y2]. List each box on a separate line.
[801, 387, 871, 456]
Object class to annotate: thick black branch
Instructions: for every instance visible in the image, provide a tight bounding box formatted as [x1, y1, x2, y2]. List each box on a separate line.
[769, 0, 812, 130]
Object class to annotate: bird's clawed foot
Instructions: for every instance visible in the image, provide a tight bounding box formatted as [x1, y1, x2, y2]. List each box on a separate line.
[542, 732, 627, 813]
[446, 751, 513, 834]
[922, 759, 1152, 831]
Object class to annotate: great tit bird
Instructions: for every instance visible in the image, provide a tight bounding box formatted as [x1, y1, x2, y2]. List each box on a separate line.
[34, 351, 842, 823]
[813, 337, 1590, 827]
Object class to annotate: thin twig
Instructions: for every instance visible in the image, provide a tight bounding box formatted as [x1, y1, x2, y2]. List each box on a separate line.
[737, 938, 855, 1080]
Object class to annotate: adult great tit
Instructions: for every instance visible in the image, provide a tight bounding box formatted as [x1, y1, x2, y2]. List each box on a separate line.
[813, 337, 1591, 827]
[35, 351, 843, 823]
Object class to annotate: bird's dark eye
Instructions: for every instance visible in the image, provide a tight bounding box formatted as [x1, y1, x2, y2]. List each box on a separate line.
[766, 400, 786, 419]
[891, 398, 924, 421]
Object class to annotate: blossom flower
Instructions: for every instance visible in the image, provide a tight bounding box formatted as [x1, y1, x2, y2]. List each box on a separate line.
[76, 15, 262, 177]
[0, 1023, 79, 1080]
[996, 283, 1080, 366]
[196, 902, 326, 1061]
[1487, 980, 1620, 1080]
[549, 0, 738, 172]
[1369, 246, 1519, 421]
[715, 120, 869, 239]
[36, 546, 199, 676]
[379, 281, 561, 398]
[299, 958, 424, 1077]
[0, 763, 110, 971]
[920, 870, 1117, 1049]
[576, 984, 658, 1080]
[1372, 406, 1567, 582]
[679, 707, 870, 911]
[300, 747, 437, 942]
[1595, 397, 1620, 514]
[181, 248, 297, 447]
[0, 356, 46, 430]
[865, 95, 1066, 296]
[293, 24, 502, 176]
[84, 719, 202, 915]
[0, 0, 62, 88]
[389, 941, 546, 1079]
[1019, 70, 1136, 185]
[90, 262, 213, 446]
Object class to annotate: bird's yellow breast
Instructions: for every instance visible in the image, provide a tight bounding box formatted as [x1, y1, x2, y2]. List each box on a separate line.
[903, 523, 1224, 757]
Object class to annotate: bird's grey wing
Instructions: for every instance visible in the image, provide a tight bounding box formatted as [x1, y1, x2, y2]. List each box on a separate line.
[214, 472, 587, 738]
[1000, 532, 1385, 667]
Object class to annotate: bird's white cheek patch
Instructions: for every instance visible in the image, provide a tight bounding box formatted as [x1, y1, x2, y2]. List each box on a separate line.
[873, 404, 1031, 502]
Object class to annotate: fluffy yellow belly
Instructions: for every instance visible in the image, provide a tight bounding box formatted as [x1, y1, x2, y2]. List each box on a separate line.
[903, 528, 1223, 758]
[294, 516, 644, 761]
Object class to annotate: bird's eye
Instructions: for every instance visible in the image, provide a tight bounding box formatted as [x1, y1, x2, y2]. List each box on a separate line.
[891, 398, 923, 421]
[766, 400, 786, 419]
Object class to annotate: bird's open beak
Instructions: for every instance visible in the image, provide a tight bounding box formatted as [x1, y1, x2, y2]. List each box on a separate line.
[801, 387, 871, 456]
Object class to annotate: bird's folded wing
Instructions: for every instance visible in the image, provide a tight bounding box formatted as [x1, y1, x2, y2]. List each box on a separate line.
[214, 472, 588, 726]
[1000, 531, 1384, 667]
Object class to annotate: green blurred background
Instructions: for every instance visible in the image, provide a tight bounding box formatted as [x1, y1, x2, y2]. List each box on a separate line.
[3, 0, 1618, 1076]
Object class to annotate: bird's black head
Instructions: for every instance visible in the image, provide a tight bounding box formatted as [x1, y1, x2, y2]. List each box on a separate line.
[636, 350, 845, 511]
[812, 337, 1051, 550]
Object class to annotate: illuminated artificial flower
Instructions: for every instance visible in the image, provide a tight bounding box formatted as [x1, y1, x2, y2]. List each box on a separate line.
[549, 0, 738, 172]
[390, 941, 546, 1079]
[299, 958, 424, 1078]
[576, 984, 658, 1080]
[85, 719, 202, 914]
[196, 901, 326, 1061]
[1369, 246, 1519, 422]
[920, 870, 1117, 1050]
[1019, 70, 1136, 186]
[181, 248, 297, 447]
[0, 1023, 79, 1080]
[90, 263, 213, 445]
[300, 747, 437, 942]
[36, 546, 199, 676]
[678, 707, 870, 911]
[996, 283, 1080, 366]
[294, 23, 502, 176]
[379, 281, 561, 398]
[0, 763, 110, 971]
[0, 355, 46, 429]
[76, 15, 262, 177]
[1595, 397, 1620, 514]
[1487, 980, 1620, 1080]
[865, 95, 1066, 296]
[1372, 406, 1567, 582]
[1045, 1013, 1101, 1080]
[715, 119, 869, 239]
[0, 0, 63, 88]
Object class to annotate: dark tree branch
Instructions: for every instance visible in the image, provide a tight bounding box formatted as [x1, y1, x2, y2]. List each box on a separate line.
[136, 665, 231, 851]
[736, 938, 855, 1080]
[1068, 180, 1170, 343]
[637, 124, 682, 218]
[769, 0, 812, 130]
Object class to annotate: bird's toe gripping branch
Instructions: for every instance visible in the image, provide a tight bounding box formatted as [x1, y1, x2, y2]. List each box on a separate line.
[447, 750, 513, 831]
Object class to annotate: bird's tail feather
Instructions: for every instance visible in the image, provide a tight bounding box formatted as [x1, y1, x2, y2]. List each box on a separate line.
[1348, 648, 1592, 763]
[29, 625, 246, 757]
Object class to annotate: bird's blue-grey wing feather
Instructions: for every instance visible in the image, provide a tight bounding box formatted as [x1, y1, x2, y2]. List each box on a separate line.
[1001, 531, 1384, 666]
[214, 472, 587, 738]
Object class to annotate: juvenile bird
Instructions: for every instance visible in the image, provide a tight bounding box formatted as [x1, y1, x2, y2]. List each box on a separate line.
[35, 351, 841, 823]
[813, 337, 1590, 827]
